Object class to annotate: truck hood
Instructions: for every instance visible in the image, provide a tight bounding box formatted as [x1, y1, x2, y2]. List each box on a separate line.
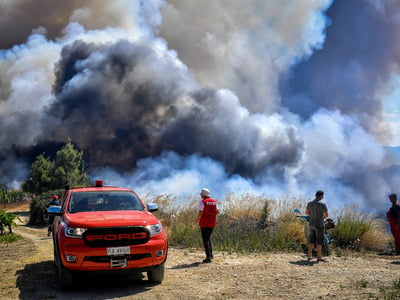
[63, 211, 160, 228]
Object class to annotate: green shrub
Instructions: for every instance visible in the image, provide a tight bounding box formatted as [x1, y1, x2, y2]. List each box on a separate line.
[329, 206, 374, 250]
[0, 232, 22, 243]
[0, 210, 21, 234]
[168, 220, 201, 248]
[214, 215, 271, 253]
[29, 196, 48, 226]
[29, 190, 63, 226]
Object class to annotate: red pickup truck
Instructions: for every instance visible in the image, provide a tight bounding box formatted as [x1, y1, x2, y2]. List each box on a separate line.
[48, 180, 168, 289]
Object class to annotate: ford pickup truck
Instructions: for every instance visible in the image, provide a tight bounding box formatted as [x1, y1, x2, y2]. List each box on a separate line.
[48, 180, 168, 289]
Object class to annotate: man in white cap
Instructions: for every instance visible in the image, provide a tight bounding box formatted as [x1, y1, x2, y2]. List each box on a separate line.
[197, 188, 220, 263]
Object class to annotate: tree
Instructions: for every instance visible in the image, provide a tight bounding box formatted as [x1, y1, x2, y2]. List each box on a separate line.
[22, 140, 90, 195]
[22, 140, 91, 225]
[0, 189, 9, 209]
[53, 140, 90, 189]
[0, 210, 21, 234]
[22, 154, 54, 194]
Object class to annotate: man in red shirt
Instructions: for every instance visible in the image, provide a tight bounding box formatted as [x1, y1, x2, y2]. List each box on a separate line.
[197, 188, 220, 263]
[386, 193, 400, 255]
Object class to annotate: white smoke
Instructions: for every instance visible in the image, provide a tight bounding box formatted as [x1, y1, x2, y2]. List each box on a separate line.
[160, 0, 333, 113]
[0, 0, 399, 213]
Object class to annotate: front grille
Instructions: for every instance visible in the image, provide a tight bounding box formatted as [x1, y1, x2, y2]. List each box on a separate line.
[84, 253, 151, 262]
[83, 226, 150, 247]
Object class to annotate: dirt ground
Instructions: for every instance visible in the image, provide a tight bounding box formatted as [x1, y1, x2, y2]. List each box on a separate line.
[1, 203, 400, 300]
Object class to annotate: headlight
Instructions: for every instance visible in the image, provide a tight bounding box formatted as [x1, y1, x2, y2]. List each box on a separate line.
[146, 223, 162, 236]
[65, 227, 88, 238]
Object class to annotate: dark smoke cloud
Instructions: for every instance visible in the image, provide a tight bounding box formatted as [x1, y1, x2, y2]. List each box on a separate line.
[0, 0, 399, 211]
[281, 0, 400, 121]
[49, 38, 301, 176]
[0, 0, 148, 49]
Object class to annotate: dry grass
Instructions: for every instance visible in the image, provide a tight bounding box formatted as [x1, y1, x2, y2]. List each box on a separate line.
[280, 221, 307, 244]
[146, 193, 393, 253]
[358, 218, 391, 251]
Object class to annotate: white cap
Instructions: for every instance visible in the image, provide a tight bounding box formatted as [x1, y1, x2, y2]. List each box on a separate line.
[200, 188, 210, 197]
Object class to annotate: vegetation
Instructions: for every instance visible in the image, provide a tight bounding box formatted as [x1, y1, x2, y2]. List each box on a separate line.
[0, 232, 22, 243]
[0, 210, 21, 234]
[0, 189, 391, 254]
[378, 276, 400, 300]
[22, 139, 90, 195]
[149, 194, 390, 254]
[329, 205, 389, 251]
[29, 190, 64, 226]
[21, 139, 91, 225]
[0, 189, 29, 208]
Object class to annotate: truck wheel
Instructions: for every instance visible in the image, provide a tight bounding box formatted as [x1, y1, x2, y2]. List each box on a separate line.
[53, 247, 58, 267]
[147, 263, 165, 283]
[56, 251, 74, 289]
[57, 264, 74, 289]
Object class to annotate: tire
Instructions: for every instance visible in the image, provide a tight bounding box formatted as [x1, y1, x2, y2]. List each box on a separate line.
[55, 246, 74, 289]
[53, 247, 58, 267]
[147, 263, 165, 283]
[58, 264, 74, 290]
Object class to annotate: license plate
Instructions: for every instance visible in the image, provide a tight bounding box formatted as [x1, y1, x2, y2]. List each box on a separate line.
[107, 246, 130, 256]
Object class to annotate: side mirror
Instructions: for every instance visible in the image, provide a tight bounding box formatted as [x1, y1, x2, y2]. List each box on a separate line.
[47, 206, 62, 216]
[147, 203, 159, 212]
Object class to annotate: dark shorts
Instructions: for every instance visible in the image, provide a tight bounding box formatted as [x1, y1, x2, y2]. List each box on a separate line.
[308, 225, 324, 245]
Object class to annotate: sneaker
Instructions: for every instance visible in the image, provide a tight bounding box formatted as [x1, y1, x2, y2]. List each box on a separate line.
[202, 258, 212, 263]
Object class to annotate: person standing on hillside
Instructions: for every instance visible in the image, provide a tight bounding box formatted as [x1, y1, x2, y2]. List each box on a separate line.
[47, 195, 60, 236]
[386, 193, 400, 255]
[306, 190, 328, 262]
[197, 188, 220, 263]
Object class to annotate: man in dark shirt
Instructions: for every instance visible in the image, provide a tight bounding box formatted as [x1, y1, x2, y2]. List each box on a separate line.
[306, 190, 328, 262]
[47, 195, 60, 236]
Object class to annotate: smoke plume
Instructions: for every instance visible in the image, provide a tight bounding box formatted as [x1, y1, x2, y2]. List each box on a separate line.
[1, 0, 399, 211]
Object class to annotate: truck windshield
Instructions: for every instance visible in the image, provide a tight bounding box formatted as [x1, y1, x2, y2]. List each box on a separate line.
[68, 191, 145, 213]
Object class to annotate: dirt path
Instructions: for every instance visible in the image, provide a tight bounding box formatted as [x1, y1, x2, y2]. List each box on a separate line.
[2, 203, 400, 299]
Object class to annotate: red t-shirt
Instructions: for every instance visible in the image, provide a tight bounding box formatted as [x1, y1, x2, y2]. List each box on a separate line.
[199, 197, 218, 228]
